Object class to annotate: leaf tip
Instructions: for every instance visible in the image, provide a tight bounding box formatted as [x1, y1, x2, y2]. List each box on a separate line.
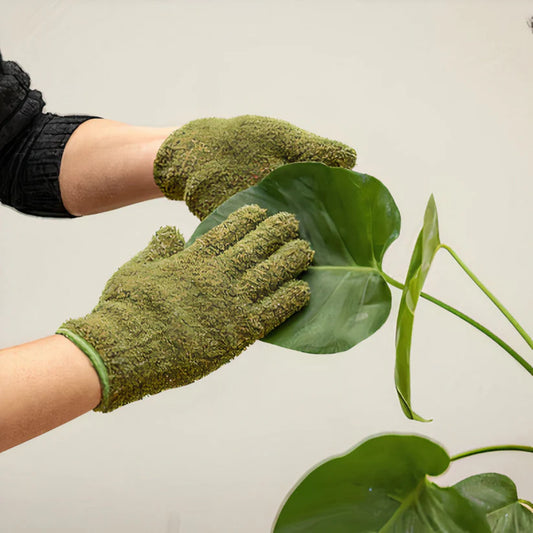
[398, 390, 433, 423]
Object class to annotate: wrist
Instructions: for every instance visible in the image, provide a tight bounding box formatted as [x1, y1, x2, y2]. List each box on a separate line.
[59, 120, 176, 215]
[0, 336, 102, 451]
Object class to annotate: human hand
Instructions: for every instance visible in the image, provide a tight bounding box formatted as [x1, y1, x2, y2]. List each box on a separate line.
[153, 115, 356, 219]
[57, 205, 313, 412]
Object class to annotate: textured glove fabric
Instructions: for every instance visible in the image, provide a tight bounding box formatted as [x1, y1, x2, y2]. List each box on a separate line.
[153, 115, 357, 219]
[58, 205, 313, 412]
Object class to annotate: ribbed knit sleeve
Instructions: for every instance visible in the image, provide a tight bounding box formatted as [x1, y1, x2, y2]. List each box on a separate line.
[0, 51, 98, 217]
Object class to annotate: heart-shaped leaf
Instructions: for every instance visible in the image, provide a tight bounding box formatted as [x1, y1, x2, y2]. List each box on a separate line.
[188, 162, 401, 354]
[395, 195, 441, 422]
[273, 434, 491, 532]
[455, 473, 533, 532]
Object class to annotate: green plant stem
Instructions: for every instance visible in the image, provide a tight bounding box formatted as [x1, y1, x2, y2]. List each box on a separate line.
[440, 244, 533, 350]
[451, 445, 533, 462]
[380, 478, 425, 532]
[381, 272, 533, 376]
[519, 500, 533, 512]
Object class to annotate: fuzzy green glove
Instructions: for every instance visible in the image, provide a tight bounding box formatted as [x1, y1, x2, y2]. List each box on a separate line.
[153, 115, 357, 219]
[57, 205, 313, 412]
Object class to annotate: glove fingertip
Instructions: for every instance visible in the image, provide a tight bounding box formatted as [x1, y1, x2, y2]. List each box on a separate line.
[286, 278, 312, 307]
[154, 225, 186, 255]
[291, 239, 315, 267]
[255, 279, 311, 336]
[135, 226, 185, 264]
[314, 139, 357, 169]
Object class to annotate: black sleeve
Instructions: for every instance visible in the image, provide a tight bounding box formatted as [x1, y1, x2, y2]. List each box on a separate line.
[0, 51, 99, 217]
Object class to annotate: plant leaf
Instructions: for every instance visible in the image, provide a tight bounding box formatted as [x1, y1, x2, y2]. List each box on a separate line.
[188, 162, 401, 354]
[455, 473, 533, 532]
[394, 195, 441, 422]
[273, 434, 490, 532]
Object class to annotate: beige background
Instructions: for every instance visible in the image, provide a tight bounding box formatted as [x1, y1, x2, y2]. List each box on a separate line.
[1, 1, 532, 531]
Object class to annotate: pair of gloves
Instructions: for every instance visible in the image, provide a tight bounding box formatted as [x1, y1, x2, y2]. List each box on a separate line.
[58, 115, 356, 412]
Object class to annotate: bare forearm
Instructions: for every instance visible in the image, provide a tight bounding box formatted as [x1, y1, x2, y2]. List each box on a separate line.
[59, 119, 177, 215]
[0, 335, 101, 452]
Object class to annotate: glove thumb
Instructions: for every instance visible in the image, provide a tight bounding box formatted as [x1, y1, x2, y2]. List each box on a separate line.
[130, 226, 185, 265]
[288, 133, 357, 169]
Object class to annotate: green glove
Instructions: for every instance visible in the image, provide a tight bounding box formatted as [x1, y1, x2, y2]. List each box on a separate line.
[57, 205, 313, 412]
[153, 115, 357, 219]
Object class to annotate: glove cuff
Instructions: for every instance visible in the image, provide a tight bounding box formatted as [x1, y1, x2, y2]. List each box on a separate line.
[58, 304, 179, 413]
[56, 327, 110, 409]
[153, 128, 188, 200]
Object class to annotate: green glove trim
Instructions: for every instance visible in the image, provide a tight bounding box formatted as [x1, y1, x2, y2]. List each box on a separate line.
[56, 327, 110, 406]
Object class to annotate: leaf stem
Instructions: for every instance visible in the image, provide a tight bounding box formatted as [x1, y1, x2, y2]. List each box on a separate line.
[380, 478, 426, 532]
[519, 500, 533, 512]
[381, 272, 533, 376]
[440, 244, 533, 350]
[451, 445, 533, 462]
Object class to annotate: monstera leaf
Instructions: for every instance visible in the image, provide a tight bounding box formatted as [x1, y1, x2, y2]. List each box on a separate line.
[395, 195, 441, 422]
[189, 162, 401, 354]
[455, 473, 533, 532]
[273, 434, 533, 532]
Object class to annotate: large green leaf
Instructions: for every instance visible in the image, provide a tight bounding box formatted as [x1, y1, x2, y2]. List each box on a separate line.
[395, 195, 441, 422]
[188, 162, 401, 354]
[273, 434, 491, 532]
[455, 473, 533, 532]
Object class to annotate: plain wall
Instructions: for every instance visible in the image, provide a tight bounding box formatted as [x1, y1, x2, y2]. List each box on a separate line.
[1, 1, 532, 531]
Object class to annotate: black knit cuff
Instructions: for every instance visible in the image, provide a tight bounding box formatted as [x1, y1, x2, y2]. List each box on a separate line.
[0, 113, 99, 217]
[0, 58, 45, 152]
